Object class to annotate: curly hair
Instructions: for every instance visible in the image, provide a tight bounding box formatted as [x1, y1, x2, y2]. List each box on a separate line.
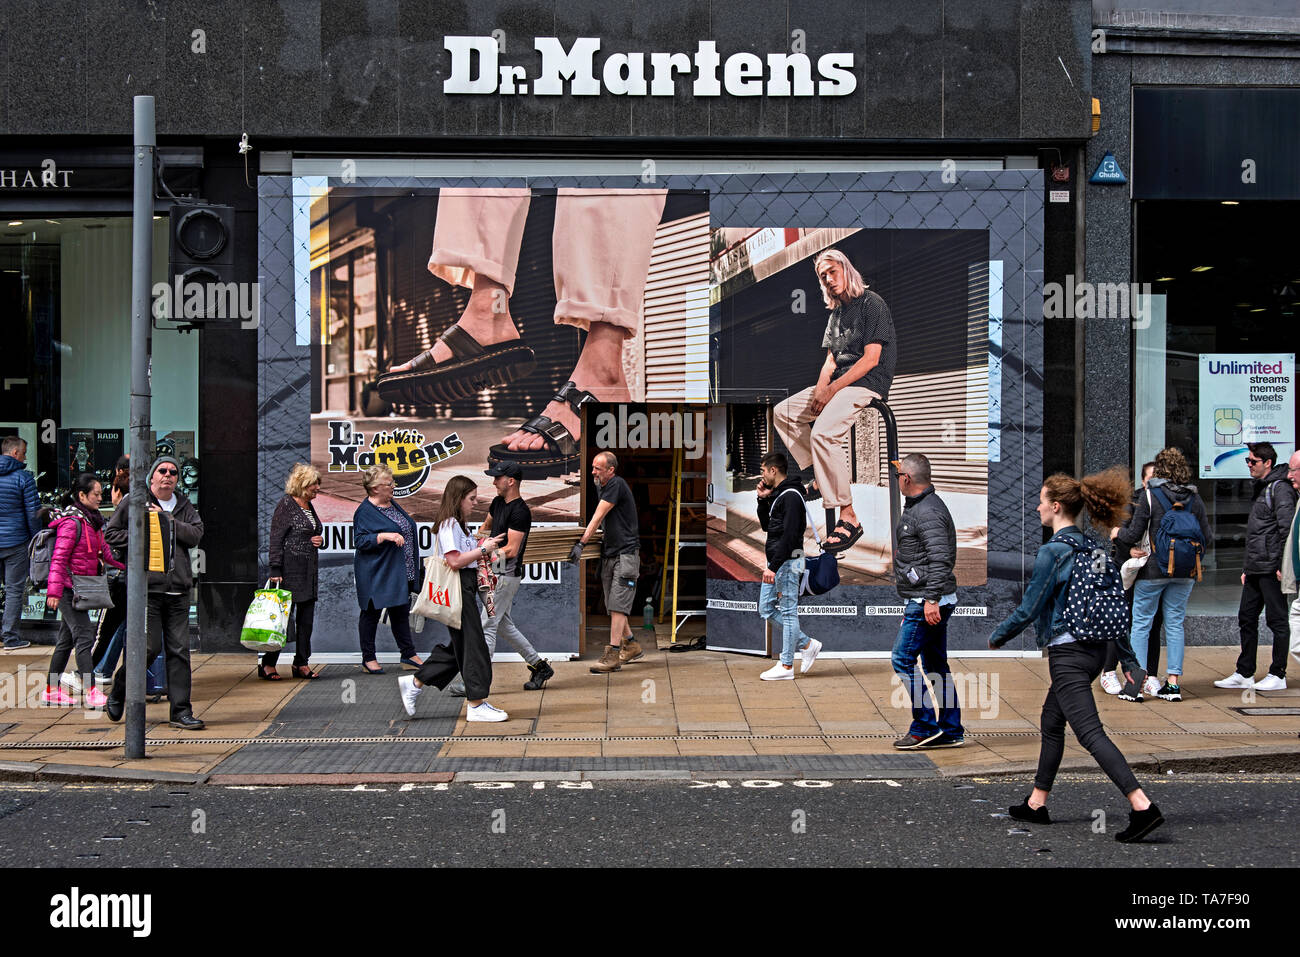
[1043, 467, 1132, 530]
[285, 462, 322, 497]
[361, 464, 394, 494]
[1151, 447, 1191, 484]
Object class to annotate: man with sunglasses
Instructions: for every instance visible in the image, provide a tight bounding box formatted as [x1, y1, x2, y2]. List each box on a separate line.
[103, 455, 206, 728]
[1215, 442, 1296, 692]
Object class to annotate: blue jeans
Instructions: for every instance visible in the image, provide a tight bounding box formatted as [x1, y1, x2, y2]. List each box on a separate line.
[759, 558, 811, 666]
[1130, 578, 1194, 677]
[95, 620, 127, 676]
[892, 602, 962, 739]
[0, 543, 29, 644]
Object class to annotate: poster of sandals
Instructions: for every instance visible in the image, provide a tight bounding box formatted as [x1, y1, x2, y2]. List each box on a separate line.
[708, 226, 991, 589]
[307, 186, 710, 526]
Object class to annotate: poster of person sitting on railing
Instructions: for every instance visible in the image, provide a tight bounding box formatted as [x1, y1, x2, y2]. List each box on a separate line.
[708, 226, 991, 590]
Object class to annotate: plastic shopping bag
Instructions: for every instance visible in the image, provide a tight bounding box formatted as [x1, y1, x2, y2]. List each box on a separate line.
[240, 581, 293, 651]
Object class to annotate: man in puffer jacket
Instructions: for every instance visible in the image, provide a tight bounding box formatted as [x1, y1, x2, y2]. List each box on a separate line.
[890, 452, 963, 749]
[1215, 442, 1296, 692]
[103, 455, 206, 729]
[0, 436, 38, 649]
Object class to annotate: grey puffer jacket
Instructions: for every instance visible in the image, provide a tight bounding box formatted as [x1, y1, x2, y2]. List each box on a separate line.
[894, 485, 957, 602]
[1243, 464, 1296, 575]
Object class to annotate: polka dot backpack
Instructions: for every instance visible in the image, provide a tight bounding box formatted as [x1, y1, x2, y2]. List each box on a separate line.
[1050, 532, 1131, 641]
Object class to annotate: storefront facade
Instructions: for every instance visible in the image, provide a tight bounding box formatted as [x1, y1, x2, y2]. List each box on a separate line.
[6, 0, 1286, 658]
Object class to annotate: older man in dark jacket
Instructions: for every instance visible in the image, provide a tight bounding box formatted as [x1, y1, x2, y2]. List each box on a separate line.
[0, 437, 38, 649]
[103, 455, 206, 729]
[890, 452, 963, 749]
[1216, 442, 1297, 692]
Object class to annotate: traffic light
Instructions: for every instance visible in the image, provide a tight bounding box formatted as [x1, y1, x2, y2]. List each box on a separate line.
[165, 203, 236, 325]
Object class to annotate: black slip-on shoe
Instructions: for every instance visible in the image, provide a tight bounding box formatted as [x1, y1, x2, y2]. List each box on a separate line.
[1115, 803, 1165, 843]
[1009, 797, 1051, 825]
[169, 714, 206, 731]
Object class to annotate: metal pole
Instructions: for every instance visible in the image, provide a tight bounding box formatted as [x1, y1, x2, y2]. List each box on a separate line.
[870, 398, 902, 568]
[125, 96, 155, 759]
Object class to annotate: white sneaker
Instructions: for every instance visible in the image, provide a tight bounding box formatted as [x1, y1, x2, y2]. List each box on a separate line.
[397, 674, 422, 716]
[60, 672, 83, 693]
[800, 638, 823, 674]
[1099, 671, 1121, 695]
[1142, 675, 1161, 698]
[1252, 674, 1287, 692]
[467, 701, 508, 722]
[1213, 673, 1254, 690]
[760, 662, 795, 681]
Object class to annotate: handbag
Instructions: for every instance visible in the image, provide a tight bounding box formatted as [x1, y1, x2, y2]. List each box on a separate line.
[240, 580, 293, 651]
[775, 488, 840, 597]
[411, 542, 463, 628]
[71, 573, 114, 611]
[1119, 492, 1152, 591]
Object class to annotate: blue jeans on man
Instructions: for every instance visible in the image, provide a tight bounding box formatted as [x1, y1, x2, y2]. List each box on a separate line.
[759, 557, 811, 666]
[0, 543, 30, 648]
[892, 601, 963, 739]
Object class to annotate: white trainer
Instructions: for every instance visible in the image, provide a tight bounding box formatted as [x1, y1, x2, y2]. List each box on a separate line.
[1142, 675, 1161, 698]
[760, 662, 795, 681]
[467, 701, 508, 722]
[800, 638, 823, 674]
[1252, 674, 1287, 692]
[1213, 673, 1254, 690]
[1099, 671, 1121, 695]
[60, 672, 84, 693]
[397, 674, 422, 716]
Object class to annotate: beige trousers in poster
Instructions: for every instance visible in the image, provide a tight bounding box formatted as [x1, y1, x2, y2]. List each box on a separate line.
[427, 187, 668, 339]
[773, 384, 881, 509]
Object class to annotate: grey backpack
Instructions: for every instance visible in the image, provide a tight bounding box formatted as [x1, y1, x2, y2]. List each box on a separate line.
[28, 520, 80, 588]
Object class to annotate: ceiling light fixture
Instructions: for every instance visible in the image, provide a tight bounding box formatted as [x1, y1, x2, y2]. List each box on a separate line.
[1191, 266, 1213, 272]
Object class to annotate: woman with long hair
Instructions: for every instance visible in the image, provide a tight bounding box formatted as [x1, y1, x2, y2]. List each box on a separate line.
[263, 463, 325, 680]
[1112, 447, 1210, 702]
[43, 474, 125, 708]
[989, 468, 1165, 843]
[397, 475, 509, 722]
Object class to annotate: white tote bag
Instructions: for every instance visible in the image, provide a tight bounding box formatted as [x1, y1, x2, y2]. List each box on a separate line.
[410, 540, 462, 628]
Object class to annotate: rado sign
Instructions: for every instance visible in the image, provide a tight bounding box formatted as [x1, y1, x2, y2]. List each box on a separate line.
[444, 36, 857, 98]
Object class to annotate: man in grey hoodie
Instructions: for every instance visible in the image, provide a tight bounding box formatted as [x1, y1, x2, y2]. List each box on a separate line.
[103, 455, 206, 729]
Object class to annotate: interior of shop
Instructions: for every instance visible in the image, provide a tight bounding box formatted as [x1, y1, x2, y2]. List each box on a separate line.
[1136, 200, 1299, 615]
[578, 403, 707, 654]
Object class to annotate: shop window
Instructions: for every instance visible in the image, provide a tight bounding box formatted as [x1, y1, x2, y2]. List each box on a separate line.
[0, 217, 199, 623]
[1135, 201, 1298, 616]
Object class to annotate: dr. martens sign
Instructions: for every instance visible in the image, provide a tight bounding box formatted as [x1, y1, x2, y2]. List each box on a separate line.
[444, 37, 857, 98]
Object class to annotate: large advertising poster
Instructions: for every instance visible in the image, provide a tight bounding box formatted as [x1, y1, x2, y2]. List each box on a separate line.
[1197, 353, 1295, 479]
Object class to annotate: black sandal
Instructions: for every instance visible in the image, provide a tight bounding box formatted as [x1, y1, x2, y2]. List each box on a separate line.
[486, 380, 598, 479]
[290, 665, 319, 680]
[374, 324, 537, 406]
[257, 665, 284, 681]
[823, 519, 863, 553]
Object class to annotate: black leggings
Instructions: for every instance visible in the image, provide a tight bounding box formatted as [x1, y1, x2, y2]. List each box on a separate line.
[1035, 641, 1141, 797]
[262, 600, 315, 668]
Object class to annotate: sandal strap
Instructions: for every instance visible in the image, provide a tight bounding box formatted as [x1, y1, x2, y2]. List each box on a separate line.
[518, 415, 579, 458]
[437, 324, 487, 360]
[551, 380, 598, 417]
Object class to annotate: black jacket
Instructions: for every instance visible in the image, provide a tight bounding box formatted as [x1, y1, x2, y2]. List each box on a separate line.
[757, 476, 806, 573]
[1243, 463, 1297, 575]
[1114, 479, 1211, 581]
[269, 494, 322, 602]
[105, 492, 204, 594]
[894, 485, 957, 601]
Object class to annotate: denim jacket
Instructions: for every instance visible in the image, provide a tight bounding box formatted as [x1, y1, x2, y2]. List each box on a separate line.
[989, 526, 1139, 671]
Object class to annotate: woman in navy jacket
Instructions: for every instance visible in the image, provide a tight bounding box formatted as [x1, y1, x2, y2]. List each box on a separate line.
[353, 465, 423, 674]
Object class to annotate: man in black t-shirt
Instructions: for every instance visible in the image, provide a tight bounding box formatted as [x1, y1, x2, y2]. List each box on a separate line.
[447, 462, 555, 695]
[773, 248, 896, 555]
[571, 451, 643, 673]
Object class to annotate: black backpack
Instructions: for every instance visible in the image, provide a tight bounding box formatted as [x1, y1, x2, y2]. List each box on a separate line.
[1051, 532, 1130, 641]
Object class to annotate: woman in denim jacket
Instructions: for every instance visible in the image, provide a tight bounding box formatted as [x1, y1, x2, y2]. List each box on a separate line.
[989, 469, 1164, 844]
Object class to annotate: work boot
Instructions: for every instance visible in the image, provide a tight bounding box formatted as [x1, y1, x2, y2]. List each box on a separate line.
[589, 644, 622, 674]
[618, 638, 644, 663]
[524, 659, 555, 690]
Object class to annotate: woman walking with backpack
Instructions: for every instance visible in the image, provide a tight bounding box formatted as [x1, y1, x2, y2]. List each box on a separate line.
[42, 474, 125, 708]
[1112, 447, 1210, 703]
[989, 468, 1164, 843]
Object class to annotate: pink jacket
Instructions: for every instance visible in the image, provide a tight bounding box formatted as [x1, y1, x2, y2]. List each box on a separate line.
[46, 514, 125, 601]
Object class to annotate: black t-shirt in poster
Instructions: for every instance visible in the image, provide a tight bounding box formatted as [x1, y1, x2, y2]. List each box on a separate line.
[821, 289, 897, 398]
[489, 495, 531, 576]
[598, 476, 640, 557]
